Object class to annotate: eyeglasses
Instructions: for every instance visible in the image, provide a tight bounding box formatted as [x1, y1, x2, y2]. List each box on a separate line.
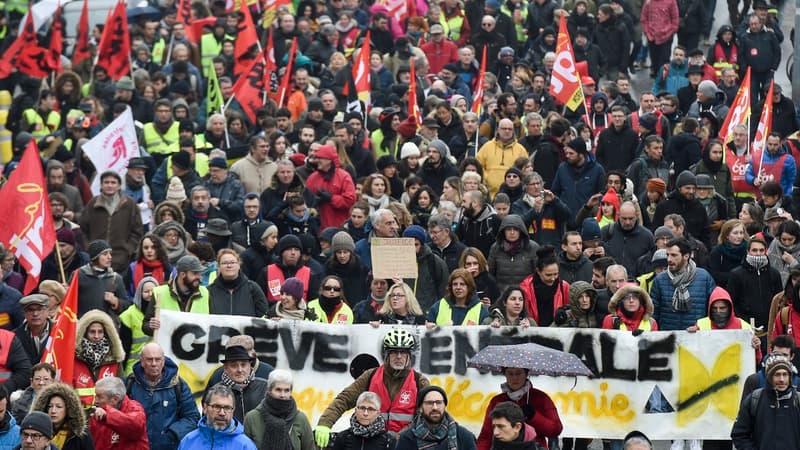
[208, 404, 234, 413]
[423, 400, 445, 407]
[356, 405, 379, 413]
[220, 261, 239, 266]
[21, 431, 45, 441]
[390, 293, 406, 299]
[623, 294, 640, 302]
[32, 377, 52, 383]
[323, 285, 342, 292]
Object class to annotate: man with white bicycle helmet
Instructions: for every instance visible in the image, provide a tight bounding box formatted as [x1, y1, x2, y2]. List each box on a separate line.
[314, 328, 430, 447]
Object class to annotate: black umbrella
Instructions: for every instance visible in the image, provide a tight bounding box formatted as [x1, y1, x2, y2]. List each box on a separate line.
[467, 343, 593, 377]
[127, 5, 161, 21]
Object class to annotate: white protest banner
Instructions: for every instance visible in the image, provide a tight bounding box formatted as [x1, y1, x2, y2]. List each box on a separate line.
[157, 310, 755, 440]
[82, 107, 140, 194]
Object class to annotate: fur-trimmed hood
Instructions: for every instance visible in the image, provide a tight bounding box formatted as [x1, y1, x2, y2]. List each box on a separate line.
[153, 201, 186, 225]
[75, 309, 125, 364]
[608, 284, 654, 317]
[32, 382, 87, 438]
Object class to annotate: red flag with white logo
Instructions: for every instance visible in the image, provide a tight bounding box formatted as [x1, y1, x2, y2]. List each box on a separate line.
[41, 274, 78, 383]
[472, 45, 487, 114]
[0, 141, 56, 294]
[409, 57, 421, 127]
[549, 15, 583, 111]
[718, 68, 751, 145]
[352, 31, 371, 106]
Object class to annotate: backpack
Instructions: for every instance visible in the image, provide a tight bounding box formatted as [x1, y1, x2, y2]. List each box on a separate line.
[748, 387, 800, 416]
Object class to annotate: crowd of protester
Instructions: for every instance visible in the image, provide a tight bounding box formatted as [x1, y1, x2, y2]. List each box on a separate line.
[0, 0, 797, 446]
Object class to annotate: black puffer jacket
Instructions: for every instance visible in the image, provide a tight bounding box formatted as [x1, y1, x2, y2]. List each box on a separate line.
[207, 273, 269, 317]
[332, 428, 395, 450]
[488, 214, 541, 292]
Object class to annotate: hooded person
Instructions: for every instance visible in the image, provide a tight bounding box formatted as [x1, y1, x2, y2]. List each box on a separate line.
[239, 221, 279, 281]
[690, 286, 762, 359]
[304, 144, 357, 230]
[119, 276, 159, 375]
[488, 214, 541, 292]
[150, 220, 192, 264]
[72, 309, 126, 407]
[554, 280, 598, 328]
[602, 284, 658, 331]
[32, 382, 95, 450]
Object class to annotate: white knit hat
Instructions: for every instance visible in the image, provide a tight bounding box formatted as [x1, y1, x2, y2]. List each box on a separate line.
[400, 142, 420, 160]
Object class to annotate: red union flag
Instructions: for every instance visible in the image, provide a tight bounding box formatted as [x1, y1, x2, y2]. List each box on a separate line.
[0, 141, 56, 294]
[549, 15, 583, 111]
[752, 79, 774, 157]
[175, 0, 195, 42]
[718, 68, 751, 145]
[353, 31, 371, 105]
[408, 57, 421, 126]
[82, 107, 140, 194]
[41, 275, 78, 383]
[472, 45, 487, 114]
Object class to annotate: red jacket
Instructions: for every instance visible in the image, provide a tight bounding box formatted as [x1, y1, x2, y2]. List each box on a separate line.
[89, 396, 149, 450]
[477, 388, 563, 450]
[420, 40, 459, 75]
[305, 145, 357, 229]
[519, 275, 569, 325]
[641, 0, 679, 45]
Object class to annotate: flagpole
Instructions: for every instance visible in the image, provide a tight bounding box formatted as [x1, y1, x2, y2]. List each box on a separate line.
[222, 103, 231, 148]
[54, 237, 66, 285]
[164, 34, 175, 66]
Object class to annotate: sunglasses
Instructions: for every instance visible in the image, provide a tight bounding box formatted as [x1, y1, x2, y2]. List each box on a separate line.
[323, 285, 342, 292]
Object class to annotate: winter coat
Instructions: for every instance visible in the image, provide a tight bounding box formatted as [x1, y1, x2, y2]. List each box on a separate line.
[627, 153, 671, 197]
[325, 256, 370, 305]
[126, 357, 200, 450]
[89, 396, 149, 450]
[208, 273, 269, 318]
[13, 317, 53, 368]
[650, 265, 716, 330]
[0, 283, 22, 332]
[31, 383, 95, 450]
[551, 157, 606, 216]
[759, 95, 799, 138]
[732, 387, 800, 450]
[727, 259, 783, 330]
[666, 132, 703, 176]
[244, 398, 315, 450]
[488, 215, 541, 292]
[558, 252, 593, 283]
[708, 242, 747, 288]
[404, 245, 449, 313]
[533, 136, 565, 188]
[688, 91, 730, 121]
[767, 239, 800, 285]
[331, 426, 394, 450]
[476, 139, 529, 196]
[601, 221, 656, 275]
[652, 192, 710, 247]
[79, 193, 143, 274]
[430, 238, 468, 273]
[259, 173, 316, 218]
[745, 147, 796, 197]
[205, 176, 246, 220]
[602, 284, 658, 330]
[696, 286, 753, 330]
[73, 264, 130, 321]
[74, 310, 125, 398]
[305, 151, 358, 230]
[178, 417, 256, 450]
[513, 193, 574, 247]
[738, 26, 782, 74]
[0, 413, 20, 449]
[456, 205, 503, 259]
[476, 389, 563, 450]
[640, 0, 679, 45]
[417, 159, 459, 196]
[593, 15, 630, 70]
[596, 124, 639, 173]
[202, 377, 267, 423]
[691, 158, 737, 218]
[396, 418, 476, 450]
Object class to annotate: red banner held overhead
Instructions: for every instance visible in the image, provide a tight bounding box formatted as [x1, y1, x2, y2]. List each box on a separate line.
[96, 1, 131, 80]
[72, 0, 91, 67]
[231, 55, 265, 124]
[48, 6, 64, 74]
[277, 37, 298, 107]
[352, 31, 371, 106]
[550, 15, 583, 111]
[0, 11, 49, 79]
[408, 57, 421, 127]
[175, 0, 196, 42]
[0, 141, 56, 294]
[472, 45, 487, 114]
[41, 275, 78, 383]
[718, 68, 751, 145]
[233, 0, 260, 78]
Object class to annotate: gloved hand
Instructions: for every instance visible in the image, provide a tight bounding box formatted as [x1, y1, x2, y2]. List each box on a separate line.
[316, 189, 332, 204]
[521, 404, 535, 420]
[315, 426, 332, 448]
[553, 305, 571, 326]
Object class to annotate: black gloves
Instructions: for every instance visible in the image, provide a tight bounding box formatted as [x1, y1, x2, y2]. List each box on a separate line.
[316, 189, 332, 204]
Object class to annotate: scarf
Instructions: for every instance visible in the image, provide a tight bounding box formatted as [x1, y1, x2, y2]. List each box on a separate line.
[501, 380, 531, 401]
[668, 259, 697, 312]
[220, 272, 242, 290]
[721, 241, 747, 261]
[746, 254, 768, 270]
[161, 232, 187, 263]
[364, 194, 390, 211]
[276, 299, 308, 320]
[52, 428, 68, 449]
[319, 296, 341, 314]
[80, 337, 110, 369]
[350, 412, 387, 438]
[133, 258, 165, 289]
[411, 412, 459, 450]
[125, 172, 144, 190]
[259, 396, 298, 450]
[220, 367, 255, 389]
[503, 239, 523, 256]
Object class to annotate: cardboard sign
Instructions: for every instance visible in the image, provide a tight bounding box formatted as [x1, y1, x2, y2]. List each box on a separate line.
[370, 237, 418, 279]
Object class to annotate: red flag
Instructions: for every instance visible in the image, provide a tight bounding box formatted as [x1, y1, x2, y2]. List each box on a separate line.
[752, 79, 774, 167]
[264, 29, 279, 102]
[48, 7, 64, 74]
[352, 32, 371, 105]
[231, 56, 265, 123]
[175, 0, 196, 42]
[408, 57, 421, 127]
[191, 16, 219, 45]
[41, 275, 78, 383]
[233, 0, 260, 78]
[96, 1, 131, 80]
[262, 0, 291, 27]
[472, 45, 487, 114]
[719, 68, 752, 145]
[549, 15, 583, 111]
[277, 37, 298, 107]
[72, 0, 91, 66]
[0, 141, 56, 294]
[0, 12, 50, 79]
[386, 0, 408, 28]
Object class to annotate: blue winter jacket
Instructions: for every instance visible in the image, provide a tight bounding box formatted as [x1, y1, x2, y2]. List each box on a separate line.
[650, 267, 716, 331]
[0, 282, 22, 331]
[127, 357, 201, 450]
[551, 157, 607, 216]
[178, 417, 256, 450]
[0, 413, 20, 449]
[652, 61, 689, 95]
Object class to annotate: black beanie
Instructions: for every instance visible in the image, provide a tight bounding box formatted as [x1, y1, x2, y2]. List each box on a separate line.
[417, 385, 448, 407]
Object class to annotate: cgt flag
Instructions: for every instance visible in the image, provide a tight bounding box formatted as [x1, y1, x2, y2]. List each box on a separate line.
[718, 67, 751, 145]
[175, 0, 196, 42]
[471, 45, 487, 114]
[82, 107, 140, 195]
[549, 15, 583, 111]
[96, 0, 131, 80]
[408, 57, 421, 127]
[0, 141, 56, 294]
[41, 275, 79, 383]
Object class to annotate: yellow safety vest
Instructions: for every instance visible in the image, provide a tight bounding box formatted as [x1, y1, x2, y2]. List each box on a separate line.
[435, 299, 483, 326]
[143, 122, 181, 155]
[500, 4, 528, 43]
[201, 34, 223, 76]
[307, 300, 354, 324]
[119, 305, 151, 375]
[151, 38, 166, 65]
[696, 317, 751, 330]
[153, 284, 210, 314]
[166, 152, 209, 178]
[618, 318, 653, 331]
[194, 134, 215, 152]
[439, 11, 463, 43]
[22, 109, 60, 138]
[4, 0, 26, 15]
